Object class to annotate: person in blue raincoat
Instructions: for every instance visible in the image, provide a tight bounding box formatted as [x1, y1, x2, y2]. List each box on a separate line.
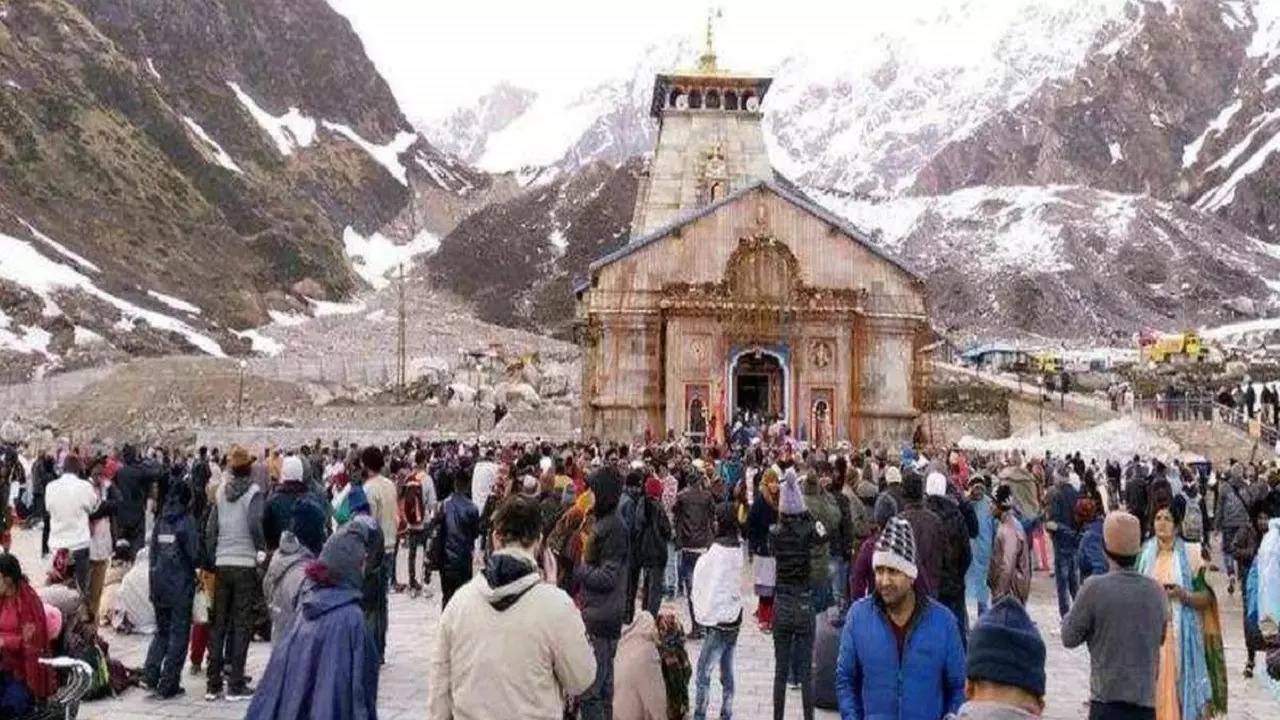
[246, 525, 380, 720]
[964, 476, 995, 617]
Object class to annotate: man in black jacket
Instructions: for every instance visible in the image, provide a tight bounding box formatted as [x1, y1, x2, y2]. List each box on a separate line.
[576, 466, 629, 720]
[143, 481, 198, 699]
[114, 444, 166, 562]
[674, 468, 716, 639]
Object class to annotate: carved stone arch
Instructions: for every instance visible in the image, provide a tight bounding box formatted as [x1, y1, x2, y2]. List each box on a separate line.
[724, 90, 739, 110]
[723, 235, 803, 302]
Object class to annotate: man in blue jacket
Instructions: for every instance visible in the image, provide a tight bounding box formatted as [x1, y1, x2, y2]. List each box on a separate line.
[835, 516, 965, 720]
[144, 481, 198, 699]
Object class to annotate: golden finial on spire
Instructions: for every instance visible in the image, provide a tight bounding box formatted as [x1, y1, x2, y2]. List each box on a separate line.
[698, 7, 722, 74]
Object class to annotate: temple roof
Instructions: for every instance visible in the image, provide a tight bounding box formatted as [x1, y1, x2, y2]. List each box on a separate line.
[577, 177, 924, 294]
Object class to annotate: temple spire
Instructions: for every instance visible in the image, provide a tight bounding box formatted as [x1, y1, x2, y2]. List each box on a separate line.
[697, 7, 722, 74]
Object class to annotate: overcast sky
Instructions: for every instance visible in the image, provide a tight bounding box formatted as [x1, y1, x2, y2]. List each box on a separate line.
[324, 0, 1008, 120]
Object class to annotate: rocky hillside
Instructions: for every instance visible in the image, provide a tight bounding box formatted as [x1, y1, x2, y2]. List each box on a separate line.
[427, 159, 643, 338]
[0, 0, 487, 380]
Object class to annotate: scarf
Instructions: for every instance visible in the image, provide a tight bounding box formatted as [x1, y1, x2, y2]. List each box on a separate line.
[1137, 538, 1214, 720]
[0, 582, 56, 702]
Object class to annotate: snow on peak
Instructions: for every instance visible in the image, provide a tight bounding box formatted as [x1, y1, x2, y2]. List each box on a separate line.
[320, 121, 417, 184]
[1182, 98, 1243, 168]
[342, 226, 440, 289]
[145, 57, 162, 81]
[182, 116, 245, 174]
[228, 82, 317, 156]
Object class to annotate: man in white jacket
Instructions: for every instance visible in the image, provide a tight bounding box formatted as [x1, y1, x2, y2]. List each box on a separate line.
[44, 454, 101, 595]
[691, 503, 745, 720]
[428, 495, 595, 720]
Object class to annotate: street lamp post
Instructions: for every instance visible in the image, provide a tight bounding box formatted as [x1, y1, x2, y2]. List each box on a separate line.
[236, 359, 248, 428]
[1037, 375, 1044, 437]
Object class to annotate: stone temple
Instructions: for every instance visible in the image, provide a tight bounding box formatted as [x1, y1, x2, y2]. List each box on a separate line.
[574, 29, 932, 447]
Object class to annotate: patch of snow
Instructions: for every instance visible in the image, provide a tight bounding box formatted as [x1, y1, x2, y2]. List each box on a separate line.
[267, 310, 308, 327]
[958, 416, 1179, 461]
[4, 79, 20, 91]
[72, 326, 104, 346]
[1268, 75, 1280, 94]
[320, 121, 416, 184]
[1249, 0, 1280, 58]
[145, 58, 161, 81]
[227, 82, 317, 156]
[307, 297, 365, 316]
[365, 309, 388, 322]
[1223, 1, 1248, 31]
[1149, 112, 1165, 128]
[235, 329, 284, 356]
[1197, 117, 1280, 211]
[1202, 316, 1280, 340]
[548, 229, 568, 252]
[342, 227, 439, 289]
[182, 117, 245, 174]
[1182, 99, 1242, 168]
[17, 219, 100, 273]
[146, 290, 201, 315]
[0, 229, 225, 356]
[0, 310, 52, 356]
[1108, 141, 1123, 164]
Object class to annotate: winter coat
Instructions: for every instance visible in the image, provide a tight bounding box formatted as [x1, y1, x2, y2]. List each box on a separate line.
[611, 612, 668, 720]
[835, 595, 965, 720]
[988, 513, 1031, 604]
[577, 471, 630, 639]
[830, 492, 857, 560]
[899, 503, 943, 597]
[747, 494, 777, 557]
[635, 495, 673, 568]
[1076, 519, 1108, 582]
[673, 484, 716, 550]
[770, 512, 821, 589]
[851, 531, 929, 601]
[804, 480, 842, 586]
[148, 492, 198, 608]
[264, 481, 316, 552]
[965, 494, 995, 603]
[188, 458, 212, 528]
[204, 473, 266, 569]
[1216, 477, 1251, 531]
[245, 585, 379, 720]
[441, 493, 481, 575]
[44, 473, 100, 552]
[113, 450, 164, 532]
[925, 494, 972, 601]
[428, 548, 596, 720]
[691, 540, 744, 628]
[1045, 480, 1080, 546]
[263, 533, 314, 640]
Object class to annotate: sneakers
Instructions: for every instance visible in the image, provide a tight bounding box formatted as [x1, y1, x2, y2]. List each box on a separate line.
[225, 685, 256, 702]
[204, 689, 222, 702]
[150, 687, 186, 701]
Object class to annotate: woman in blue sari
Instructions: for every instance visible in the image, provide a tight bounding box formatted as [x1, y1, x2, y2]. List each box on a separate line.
[1136, 497, 1218, 720]
[964, 476, 994, 616]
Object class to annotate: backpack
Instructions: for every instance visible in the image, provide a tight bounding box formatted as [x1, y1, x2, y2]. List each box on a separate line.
[1182, 499, 1205, 543]
[637, 497, 672, 566]
[402, 472, 427, 528]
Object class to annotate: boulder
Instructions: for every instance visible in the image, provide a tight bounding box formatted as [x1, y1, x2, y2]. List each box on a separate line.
[446, 382, 476, 407]
[505, 382, 542, 409]
[1224, 296, 1259, 317]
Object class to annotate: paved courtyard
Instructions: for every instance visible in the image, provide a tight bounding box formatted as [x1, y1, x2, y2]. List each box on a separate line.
[7, 526, 1277, 720]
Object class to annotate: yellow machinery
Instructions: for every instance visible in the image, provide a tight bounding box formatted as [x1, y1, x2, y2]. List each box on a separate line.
[1139, 330, 1207, 364]
[1033, 352, 1062, 374]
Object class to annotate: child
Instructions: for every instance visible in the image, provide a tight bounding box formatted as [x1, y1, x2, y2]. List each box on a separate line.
[691, 503, 744, 720]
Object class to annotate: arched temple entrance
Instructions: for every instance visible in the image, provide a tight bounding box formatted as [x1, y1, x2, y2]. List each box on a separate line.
[728, 346, 790, 427]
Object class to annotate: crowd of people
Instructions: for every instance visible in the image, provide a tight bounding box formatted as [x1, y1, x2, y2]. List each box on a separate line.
[0, 435, 1279, 719]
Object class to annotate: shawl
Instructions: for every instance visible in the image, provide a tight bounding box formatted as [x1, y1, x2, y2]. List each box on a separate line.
[0, 582, 56, 702]
[1137, 538, 1215, 720]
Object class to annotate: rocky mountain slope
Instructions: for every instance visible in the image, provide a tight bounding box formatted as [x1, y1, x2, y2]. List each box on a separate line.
[0, 0, 489, 380]
[419, 0, 1280, 343]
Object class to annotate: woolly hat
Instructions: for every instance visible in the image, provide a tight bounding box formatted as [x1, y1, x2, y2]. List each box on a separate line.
[872, 516, 918, 580]
[967, 597, 1047, 698]
[779, 468, 806, 515]
[319, 527, 368, 591]
[873, 493, 898, 528]
[644, 476, 663, 501]
[1103, 511, 1142, 558]
[885, 466, 903, 485]
[228, 445, 253, 471]
[281, 456, 305, 483]
[925, 471, 947, 497]
[290, 498, 327, 556]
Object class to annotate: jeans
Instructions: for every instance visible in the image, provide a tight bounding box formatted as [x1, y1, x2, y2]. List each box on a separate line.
[366, 560, 391, 661]
[206, 566, 257, 693]
[664, 541, 678, 593]
[641, 564, 664, 618]
[681, 550, 703, 633]
[580, 634, 619, 720]
[441, 566, 472, 609]
[1089, 701, 1156, 720]
[404, 529, 428, 589]
[625, 561, 643, 625]
[772, 589, 814, 720]
[828, 557, 849, 611]
[144, 599, 193, 695]
[695, 625, 739, 720]
[1053, 536, 1080, 618]
[1221, 527, 1239, 578]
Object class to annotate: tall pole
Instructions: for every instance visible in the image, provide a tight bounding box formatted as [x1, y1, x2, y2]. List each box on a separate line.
[397, 263, 407, 403]
[236, 359, 247, 427]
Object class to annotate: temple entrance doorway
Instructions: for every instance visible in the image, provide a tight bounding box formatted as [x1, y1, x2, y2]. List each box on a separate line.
[730, 348, 788, 426]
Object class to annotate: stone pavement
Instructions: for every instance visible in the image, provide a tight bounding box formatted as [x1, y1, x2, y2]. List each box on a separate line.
[7, 527, 1276, 720]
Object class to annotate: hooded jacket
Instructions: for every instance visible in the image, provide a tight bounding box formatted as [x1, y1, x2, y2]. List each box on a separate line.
[114, 445, 164, 532]
[205, 472, 265, 569]
[611, 612, 668, 720]
[245, 584, 379, 720]
[925, 493, 972, 601]
[771, 512, 820, 589]
[263, 532, 315, 640]
[148, 484, 198, 607]
[264, 481, 319, 552]
[577, 467, 630, 639]
[803, 476, 842, 586]
[427, 547, 596, 720]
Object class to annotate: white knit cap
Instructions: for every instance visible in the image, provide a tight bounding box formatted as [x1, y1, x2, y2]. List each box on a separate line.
[925, 471, 947, 497]
[282, 456, 305, 483]
[885, 466, 903, 485]
[873, 517, 919, 580]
